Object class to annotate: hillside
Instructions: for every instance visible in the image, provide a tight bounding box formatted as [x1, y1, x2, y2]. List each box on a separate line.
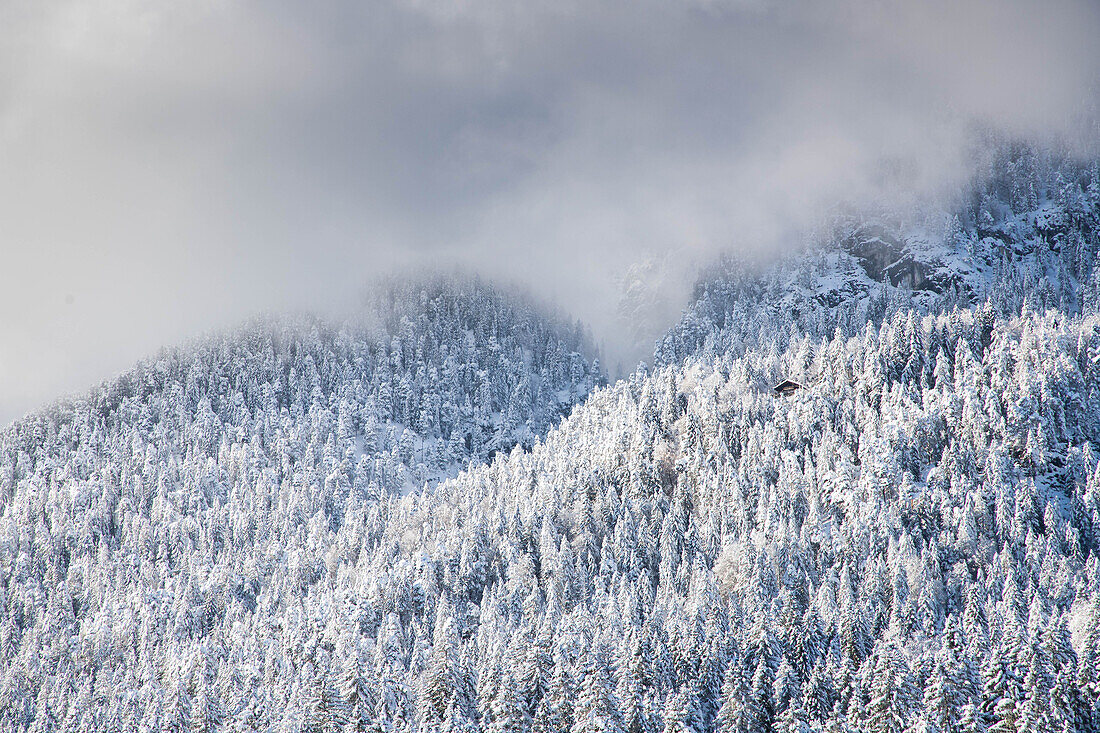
[4, 148, 1100, 733]
[656, 145, 1100, 368]
[0, 275, 603, 732]
[18, 299, 1092, 733]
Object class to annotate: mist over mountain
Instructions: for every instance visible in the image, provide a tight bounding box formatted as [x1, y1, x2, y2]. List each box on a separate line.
[3, 0, 1100, 729]
[3, 142, 1100, 732]
[657, 143, 1100, 368]
[3, 0, 1098, 422]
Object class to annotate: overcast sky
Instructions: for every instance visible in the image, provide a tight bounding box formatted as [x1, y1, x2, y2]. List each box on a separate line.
[1, 0, 1098, 424]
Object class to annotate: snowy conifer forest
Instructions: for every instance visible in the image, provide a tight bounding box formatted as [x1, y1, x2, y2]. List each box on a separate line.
[4, 145, 1100, 733]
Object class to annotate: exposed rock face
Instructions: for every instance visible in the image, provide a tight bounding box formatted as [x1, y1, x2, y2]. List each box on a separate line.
[841, 224, 939, 292]
[658, 147, 1100, 367]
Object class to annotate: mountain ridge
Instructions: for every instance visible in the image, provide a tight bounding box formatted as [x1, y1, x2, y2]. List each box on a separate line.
[4, 147, 1100, 732]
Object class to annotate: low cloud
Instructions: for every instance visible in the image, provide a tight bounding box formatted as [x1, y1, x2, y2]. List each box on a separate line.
[1, 0, 1097, 420]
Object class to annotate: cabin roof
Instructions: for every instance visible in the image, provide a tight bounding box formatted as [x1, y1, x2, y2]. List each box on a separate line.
[773, 379, 802, 393]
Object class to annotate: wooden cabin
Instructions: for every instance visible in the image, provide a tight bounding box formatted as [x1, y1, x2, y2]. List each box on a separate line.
[774, 379, 802, 397]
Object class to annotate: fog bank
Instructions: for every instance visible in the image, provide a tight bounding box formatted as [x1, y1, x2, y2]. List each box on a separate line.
[1, 0, 1098, 422]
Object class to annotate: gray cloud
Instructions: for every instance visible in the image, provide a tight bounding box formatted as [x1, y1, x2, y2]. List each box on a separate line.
[1, 0, 1098, 422]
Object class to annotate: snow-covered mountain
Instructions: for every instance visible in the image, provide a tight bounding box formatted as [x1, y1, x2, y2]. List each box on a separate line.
[656, 146, 1100, 369]
[3, 146, 1100, 733]
[0, 275, 603, 731]
[331, 302, 1100, 733]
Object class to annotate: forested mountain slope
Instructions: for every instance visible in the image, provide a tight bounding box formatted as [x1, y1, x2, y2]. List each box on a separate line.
[243, 306, 1100, 733]
[35, 300, 1094, 733]
[0, 276, 603, 731]
[657, 146, 1100, 368]
[5, 148, 1100, 733]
